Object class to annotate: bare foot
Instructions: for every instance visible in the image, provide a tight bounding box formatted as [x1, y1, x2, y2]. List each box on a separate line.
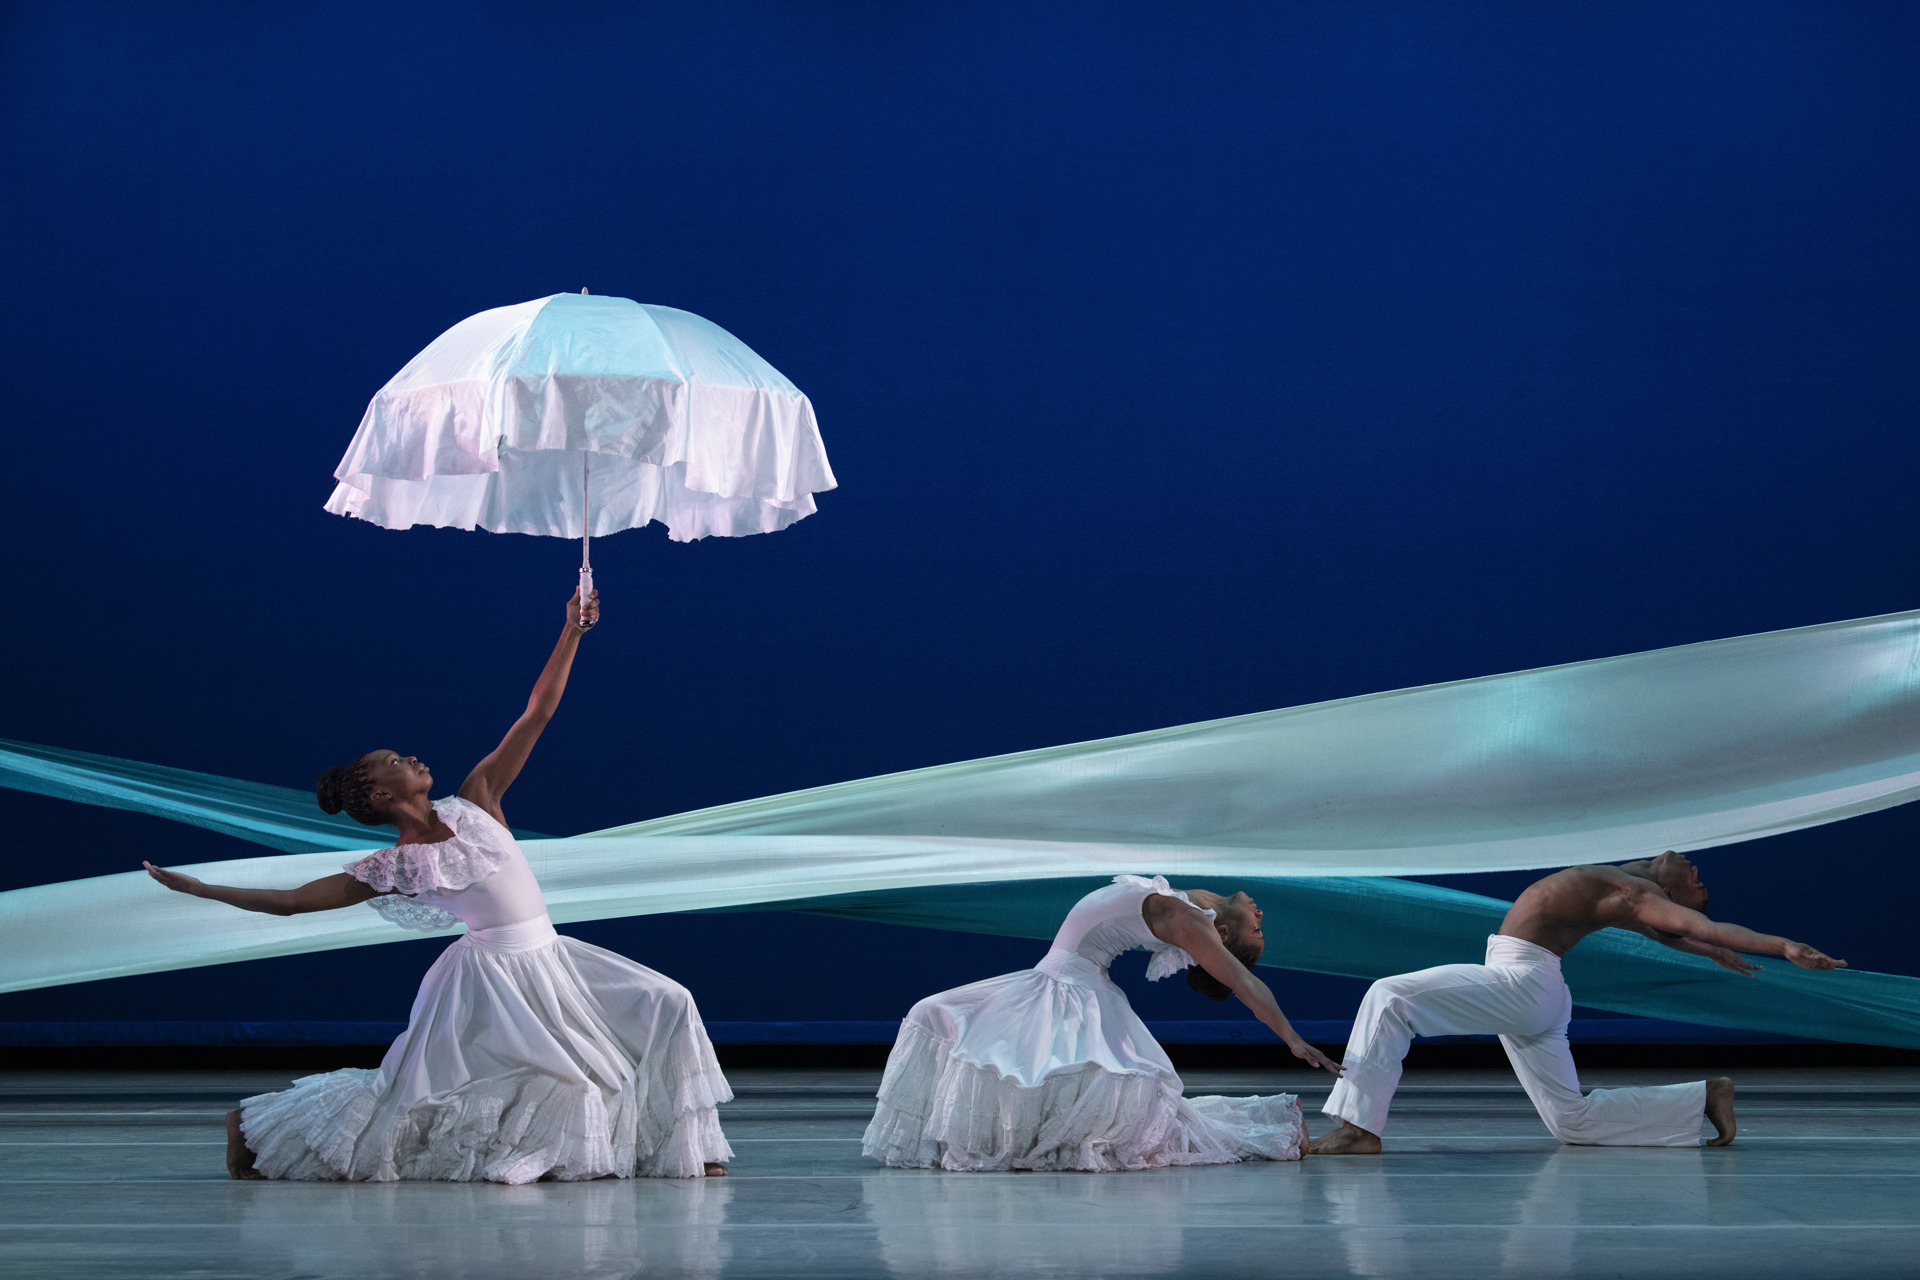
[1705, 1077, 1736, 1146]
[1307, 1121, 1381, 1155]
[226, 1109, 265, 1180]
[704, 1163, 729, 1177]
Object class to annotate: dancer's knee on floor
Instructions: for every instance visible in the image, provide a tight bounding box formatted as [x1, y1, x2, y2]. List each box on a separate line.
[1536, 1099, 1603, 1144]
[1542, 1114, 1586, 1144]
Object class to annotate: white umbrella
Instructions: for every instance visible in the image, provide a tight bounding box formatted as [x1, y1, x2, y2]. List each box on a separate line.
[326, 291, 835, 615]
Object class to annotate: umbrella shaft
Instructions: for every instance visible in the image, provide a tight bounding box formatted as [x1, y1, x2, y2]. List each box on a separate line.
[579, 451, 594, 617]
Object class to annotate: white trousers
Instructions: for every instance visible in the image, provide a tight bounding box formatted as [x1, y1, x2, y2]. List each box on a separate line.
[1324, 935, 1705, 1146]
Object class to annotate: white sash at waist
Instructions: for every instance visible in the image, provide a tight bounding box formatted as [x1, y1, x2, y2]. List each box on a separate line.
[460, 914, 559, 954]
[1035, 947, 1108, 986]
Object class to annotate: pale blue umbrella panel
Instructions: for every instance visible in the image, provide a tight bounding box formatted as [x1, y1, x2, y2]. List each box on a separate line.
[326, 291, 836, 611]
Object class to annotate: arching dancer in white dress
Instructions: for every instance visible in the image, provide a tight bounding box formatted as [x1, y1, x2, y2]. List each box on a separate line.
[144, 589, 734, 1183]
[863, 875, 1343, 1172]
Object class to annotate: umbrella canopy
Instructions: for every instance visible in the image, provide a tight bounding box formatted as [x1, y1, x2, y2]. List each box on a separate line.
[326, 293, 835, 543]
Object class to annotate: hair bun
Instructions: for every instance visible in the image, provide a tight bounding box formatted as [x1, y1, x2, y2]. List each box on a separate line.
[315, 767, 347, 815]
[315, 756, 387, 826]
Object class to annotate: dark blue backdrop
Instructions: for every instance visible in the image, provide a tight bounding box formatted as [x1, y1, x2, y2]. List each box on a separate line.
[2, 1, 1916, 1030]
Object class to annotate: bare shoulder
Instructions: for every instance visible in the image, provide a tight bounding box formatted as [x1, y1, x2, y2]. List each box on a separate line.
[1545, 864, 1645, 894]
[1561, 864, 1661, 924]
[455, 776, 508, 829]
[1514, 864, 1647, 918]
[1142, 891, 1212, 943]
[1516, 865, 1595, 900]
[1141, 891, 1192, 926]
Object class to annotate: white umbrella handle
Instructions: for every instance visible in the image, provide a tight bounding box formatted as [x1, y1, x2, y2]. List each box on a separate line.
[577, 448, 596, 630]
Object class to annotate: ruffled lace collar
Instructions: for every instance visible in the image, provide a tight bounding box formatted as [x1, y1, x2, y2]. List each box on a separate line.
[1112, 875, 1218, 982]
[344, 797, 510, 897]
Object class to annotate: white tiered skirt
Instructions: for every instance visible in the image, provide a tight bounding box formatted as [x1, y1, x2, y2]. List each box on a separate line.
[862, 948, 1302, 1172]
[239, 916, 734, 1183]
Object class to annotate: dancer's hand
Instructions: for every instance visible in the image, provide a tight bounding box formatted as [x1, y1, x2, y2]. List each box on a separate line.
[1701, 946, 1761, 976]
[1288, 1036, 1344, 1077]
[568, 588, 600, 632]
[1783, 941, 1845, 971]
[144, 862, 203, 897]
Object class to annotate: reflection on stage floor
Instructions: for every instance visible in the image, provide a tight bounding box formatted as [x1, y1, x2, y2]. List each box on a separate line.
[2, 1066, 1916, 1278]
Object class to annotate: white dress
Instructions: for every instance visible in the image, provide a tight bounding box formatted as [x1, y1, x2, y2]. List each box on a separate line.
[238, 797, 734, 1183]
[862, 875, 1303, 1172]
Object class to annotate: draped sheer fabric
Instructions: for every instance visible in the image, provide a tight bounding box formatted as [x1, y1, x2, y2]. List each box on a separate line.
[3, 609, 1919, 1046]
[595, 608, 1920, 862]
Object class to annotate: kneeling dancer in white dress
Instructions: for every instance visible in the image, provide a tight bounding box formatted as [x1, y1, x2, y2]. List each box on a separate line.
[863, 874, 1343, 1172]
[145, 589, 733, 1183]
[1310, 851, 1847, 1155]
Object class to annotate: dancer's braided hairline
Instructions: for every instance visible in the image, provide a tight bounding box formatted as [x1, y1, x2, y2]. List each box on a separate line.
[315, 756, 385, 826]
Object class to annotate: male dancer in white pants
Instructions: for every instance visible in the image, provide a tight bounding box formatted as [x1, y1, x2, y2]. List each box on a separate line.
[1309, 850, 1845, 1153]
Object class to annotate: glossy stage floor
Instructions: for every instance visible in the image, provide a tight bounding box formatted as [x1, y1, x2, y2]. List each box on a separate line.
[2, 1066, 1915, 1279]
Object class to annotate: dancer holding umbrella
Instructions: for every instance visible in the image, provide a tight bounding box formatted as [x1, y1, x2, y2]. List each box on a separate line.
[143, 292, 835, 1181]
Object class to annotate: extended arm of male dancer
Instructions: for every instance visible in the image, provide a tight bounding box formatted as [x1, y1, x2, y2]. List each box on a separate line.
[1157, 910, 1345, 1077]
[1610, 922, 1763, 975]
[456, 588, 600, 827]
[1608, 871, 1846, 972]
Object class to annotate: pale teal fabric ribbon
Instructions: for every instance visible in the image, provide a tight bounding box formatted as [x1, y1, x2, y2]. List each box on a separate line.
[4, 606, 1918, 1046]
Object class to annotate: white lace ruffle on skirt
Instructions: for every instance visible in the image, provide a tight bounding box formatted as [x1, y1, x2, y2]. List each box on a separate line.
[861, 950, 1301, 1172]
[239, 920, 733, 1183]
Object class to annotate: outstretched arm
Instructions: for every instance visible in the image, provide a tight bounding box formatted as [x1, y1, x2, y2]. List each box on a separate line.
[1611, 921, 1762, 975]
[1157, 908, 1344, 1076]
[1626, 890, 1846, 971]
[144, 863, 380, 915]
[459, 589, 600, 825]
